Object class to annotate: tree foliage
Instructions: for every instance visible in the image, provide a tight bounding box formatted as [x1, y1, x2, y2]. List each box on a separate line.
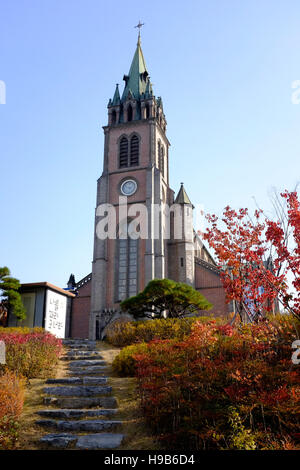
[0, 267, 26, 321]
[120, 278, 212, 319]
[204, 190, 300, 322]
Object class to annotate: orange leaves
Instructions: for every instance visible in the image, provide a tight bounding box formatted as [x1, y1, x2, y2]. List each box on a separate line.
[0, 371, 25, 449]
[0, 371, 25, 420]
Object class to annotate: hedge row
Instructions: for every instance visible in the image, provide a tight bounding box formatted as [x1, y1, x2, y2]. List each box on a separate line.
[106, 316, 221, 347]
[114, 315, 300, 450]
[0, 327, 63, 379]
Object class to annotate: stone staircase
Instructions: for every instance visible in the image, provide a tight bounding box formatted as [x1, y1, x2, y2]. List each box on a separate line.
[38, 339, 124, 449]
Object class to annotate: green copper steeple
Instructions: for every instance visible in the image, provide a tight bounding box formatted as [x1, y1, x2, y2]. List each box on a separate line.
[112, 83, 120, 106]
[122, 35, 150, 101]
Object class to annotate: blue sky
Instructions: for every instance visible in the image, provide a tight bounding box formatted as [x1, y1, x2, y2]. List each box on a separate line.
[0, 0, 300, 287]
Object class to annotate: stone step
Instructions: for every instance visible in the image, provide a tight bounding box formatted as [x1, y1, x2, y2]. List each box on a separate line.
[63, 339, 96, 345]
[65, 344, 97, 350]
[40, 432, 124, 449]
[65, 350, 101, 356]
[37, 419, 122, 432]
[43, 385, 112, 397]
[37, 409, 118, 419]
[68, 367, 108, 376]
[69, 360, 107, 367]
[44, 396, 117, 409]
[76, 433, 124, 450]
[46, 377, 108, 385]
[62, 355, 104, 361]
[40, 433, 77, 448]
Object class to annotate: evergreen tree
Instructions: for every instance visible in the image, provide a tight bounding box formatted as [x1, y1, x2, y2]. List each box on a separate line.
[121, 278, 212, 319]
[0, 266, 26, 320]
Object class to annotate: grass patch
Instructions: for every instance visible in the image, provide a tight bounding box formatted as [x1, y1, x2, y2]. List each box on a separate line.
[15, 351, 68, 450]
[98, 341, 163, 450]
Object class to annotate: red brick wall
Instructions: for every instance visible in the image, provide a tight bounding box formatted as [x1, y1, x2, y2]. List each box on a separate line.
[195, 263, 229, 319]
[71, 281, 91, 339]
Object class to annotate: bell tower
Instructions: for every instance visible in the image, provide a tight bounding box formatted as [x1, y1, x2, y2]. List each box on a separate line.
[89, 33, 172, 339]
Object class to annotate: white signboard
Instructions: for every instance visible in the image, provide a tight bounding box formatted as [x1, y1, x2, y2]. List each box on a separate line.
[0, 341, 5, 364]
[44, 290, 67, 338]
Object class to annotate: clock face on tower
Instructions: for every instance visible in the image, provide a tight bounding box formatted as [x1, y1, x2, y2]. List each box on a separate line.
[120, 179, 137, 196]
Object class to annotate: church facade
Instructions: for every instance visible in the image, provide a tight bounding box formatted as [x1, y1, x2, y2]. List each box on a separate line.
[70, 35, 230, 340]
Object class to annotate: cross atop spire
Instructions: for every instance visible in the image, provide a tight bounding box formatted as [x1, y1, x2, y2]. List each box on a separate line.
[135, 20, 145, 43]
[135, 20, 145, 32]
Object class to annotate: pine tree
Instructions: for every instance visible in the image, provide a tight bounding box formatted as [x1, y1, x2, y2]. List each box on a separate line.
[121, 278, 212, 319]
[0, 267, 26, 321]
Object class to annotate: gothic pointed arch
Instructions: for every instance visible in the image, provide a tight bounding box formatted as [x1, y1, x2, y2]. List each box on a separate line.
[145, 103, 150, 118]
[127, 103, 133, 122]
[160, 145, 165, 177]
[157, 140, 161, 169]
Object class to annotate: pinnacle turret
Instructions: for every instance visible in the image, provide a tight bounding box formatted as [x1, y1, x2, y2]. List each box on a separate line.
[175, 183, 194, 207]
[111, 84, 120, 106]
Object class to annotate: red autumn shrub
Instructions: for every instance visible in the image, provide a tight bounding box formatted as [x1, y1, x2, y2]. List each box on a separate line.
[0, 328, 63, 378]
[134, 316, 300, 450]
[0, 371, 25, 449]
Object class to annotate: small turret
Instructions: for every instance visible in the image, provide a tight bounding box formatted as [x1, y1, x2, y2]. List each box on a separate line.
[67, 274, 76, 290]
[112, 84, 120, 106]
[175, 182, 194, 208]
[173, 183, 195, 286]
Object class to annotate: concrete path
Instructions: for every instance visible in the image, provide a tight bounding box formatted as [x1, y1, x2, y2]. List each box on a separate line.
[38, 339, 124, 450]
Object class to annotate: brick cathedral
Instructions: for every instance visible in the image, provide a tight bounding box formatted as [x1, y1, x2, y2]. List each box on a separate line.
[70, 34, 229, 340]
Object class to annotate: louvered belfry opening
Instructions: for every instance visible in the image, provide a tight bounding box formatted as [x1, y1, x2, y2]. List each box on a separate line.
[130, 135, 139, 166]
[119, 137, 129, 167]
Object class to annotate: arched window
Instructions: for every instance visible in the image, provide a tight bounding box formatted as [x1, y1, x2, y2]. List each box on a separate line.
[111, 110, 116, 124]
[127, 104, 133, 122]
[119, 137, 128, 168]
[130, 135, 139, 166]
[157, 141, 161, 169]
[117, 222, 138, 301]
[160, 146, 165, 177]
[145, 104, 150, 119]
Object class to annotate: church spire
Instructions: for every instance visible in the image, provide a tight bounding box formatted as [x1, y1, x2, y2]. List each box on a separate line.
[106, 28, 167, 127]
[121, 33, 150, 101]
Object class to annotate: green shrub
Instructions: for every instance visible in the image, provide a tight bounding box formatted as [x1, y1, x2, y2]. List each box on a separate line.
[112, 343, 148, 376]
[106, 316, 218, 347]
[106, 319, 137, 347]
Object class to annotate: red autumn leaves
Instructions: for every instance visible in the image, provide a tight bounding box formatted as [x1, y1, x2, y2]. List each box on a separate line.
[204, 191, 300, 321]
